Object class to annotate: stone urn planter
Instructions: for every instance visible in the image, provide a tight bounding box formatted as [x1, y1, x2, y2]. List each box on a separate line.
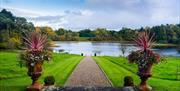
[27, 61, 43, 91]
[138, 64, 153, 91]
[127, 31, 164, 91]
[19, 32, 52, 91]
[128, 50, 162, 91]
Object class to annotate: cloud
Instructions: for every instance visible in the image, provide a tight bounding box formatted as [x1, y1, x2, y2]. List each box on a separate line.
[26, 9, 94, 29]
[1, 0, 179, 30]
[146, 0, 180, 24]
[0, 7, 43, 17]
[27, 15, 66, 29]
[27, 15, 64, 21]
[1, 0, 11, 4]
[64, 10, 82, 16]
[85, 0, 141, 8]
[63, 10, 147, 29]
[85, 0, 144, 12]
[83, 0, 179, 28]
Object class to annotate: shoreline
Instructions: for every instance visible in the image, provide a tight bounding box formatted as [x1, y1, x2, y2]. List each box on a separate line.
[52, 41, 178, 47]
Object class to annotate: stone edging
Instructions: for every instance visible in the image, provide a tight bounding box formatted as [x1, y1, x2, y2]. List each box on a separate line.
[64, 57, 84, 86]
[93, 57, 114, 87]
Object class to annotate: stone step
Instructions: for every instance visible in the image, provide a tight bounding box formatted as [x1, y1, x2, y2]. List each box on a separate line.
[43, 86, 140, 91]
[43, 86, 123, 91]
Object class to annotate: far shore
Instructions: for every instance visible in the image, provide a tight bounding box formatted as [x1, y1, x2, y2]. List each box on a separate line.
[51, 41, 179, 48]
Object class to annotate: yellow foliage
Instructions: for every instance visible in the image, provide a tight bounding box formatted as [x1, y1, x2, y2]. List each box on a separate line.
[35, 27, 41, 32]
[35, 26, 56, 37]
[45, 27, 56, 36]
[8, 37, 21, 48]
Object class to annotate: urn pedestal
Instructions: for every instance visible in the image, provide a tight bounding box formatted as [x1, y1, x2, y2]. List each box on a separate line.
[138, 64, 153, 91]
[27, 62, 43, 91]
[139, 73, 152, 91]
[27, 82, 42, 91]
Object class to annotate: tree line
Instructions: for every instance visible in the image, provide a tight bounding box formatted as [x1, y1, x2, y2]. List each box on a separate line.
[0, 9, 180, 49]
[0, 9, 34, 49]
[51, 24, 180, 44]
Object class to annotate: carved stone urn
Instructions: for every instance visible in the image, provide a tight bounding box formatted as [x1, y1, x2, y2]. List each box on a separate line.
[138, 63, 153, 91]
[27, 61, 43, 91]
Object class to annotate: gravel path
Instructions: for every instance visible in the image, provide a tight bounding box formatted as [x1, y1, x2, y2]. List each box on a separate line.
[65, 56, 111, 87]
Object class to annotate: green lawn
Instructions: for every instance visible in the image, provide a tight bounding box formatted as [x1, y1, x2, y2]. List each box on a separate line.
[0, 51, 83, 91]
[93, 56, 180, 91]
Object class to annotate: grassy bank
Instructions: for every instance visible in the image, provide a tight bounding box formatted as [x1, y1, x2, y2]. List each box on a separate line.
[93, 56, 180, 91]
[0, 51, 83, 91]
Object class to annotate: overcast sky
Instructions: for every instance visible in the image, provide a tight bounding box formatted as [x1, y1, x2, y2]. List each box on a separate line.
[0, 0, 180, 30]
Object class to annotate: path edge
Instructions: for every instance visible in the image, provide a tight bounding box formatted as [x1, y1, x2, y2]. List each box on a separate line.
[64, 56, 85, 86]
[92, 57, 114, 87]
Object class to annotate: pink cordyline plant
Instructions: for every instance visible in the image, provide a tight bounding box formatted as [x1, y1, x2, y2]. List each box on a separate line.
[134, 31, 155, 52]
[128, 30, 164, 91]
[128, 30, 163, 67]
[23, 32, 48, 51]
[20, 32, 52, 64]
[20, 32, 52, 91]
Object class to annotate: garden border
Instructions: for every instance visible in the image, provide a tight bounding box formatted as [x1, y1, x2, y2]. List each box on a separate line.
[93, 57, 114, 87]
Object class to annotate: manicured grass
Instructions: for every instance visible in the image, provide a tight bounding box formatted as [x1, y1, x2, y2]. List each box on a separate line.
[0, 51, 83, 91]
[93, 56, 180, 91]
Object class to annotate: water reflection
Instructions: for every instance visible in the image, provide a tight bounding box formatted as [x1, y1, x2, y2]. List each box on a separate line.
[53, 41, 180, 57]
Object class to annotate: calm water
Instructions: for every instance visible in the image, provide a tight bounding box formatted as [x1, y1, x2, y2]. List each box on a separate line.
[52, 41, 180, 57]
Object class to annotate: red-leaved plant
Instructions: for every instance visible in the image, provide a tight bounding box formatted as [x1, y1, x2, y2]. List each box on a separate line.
[134, 31, 155, 51]
[20, 32, 52, 66]
[23, 32, 48, 51]
[128, 31, 163, 68]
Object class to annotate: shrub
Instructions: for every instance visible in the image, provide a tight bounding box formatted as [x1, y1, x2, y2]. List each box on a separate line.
[0, 42, 8, 49]
[124, 76, 134, 86]
[44, 76, 55, 86]
[8, 37, 21, 49]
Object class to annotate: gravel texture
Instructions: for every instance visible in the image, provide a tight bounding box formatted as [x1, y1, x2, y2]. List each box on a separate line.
[65, 56, 111, 87]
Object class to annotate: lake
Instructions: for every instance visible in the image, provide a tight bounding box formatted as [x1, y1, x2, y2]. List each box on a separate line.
[52, 41, 180, 57]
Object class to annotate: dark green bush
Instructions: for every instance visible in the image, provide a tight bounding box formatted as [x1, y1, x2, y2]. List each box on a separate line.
[0, 42, 8, 49]
[124, 76, 134, 86]
[44, 76, 55, 86]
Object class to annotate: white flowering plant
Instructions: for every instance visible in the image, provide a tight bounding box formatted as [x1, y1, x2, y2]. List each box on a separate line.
[20, 50, 52, 66]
